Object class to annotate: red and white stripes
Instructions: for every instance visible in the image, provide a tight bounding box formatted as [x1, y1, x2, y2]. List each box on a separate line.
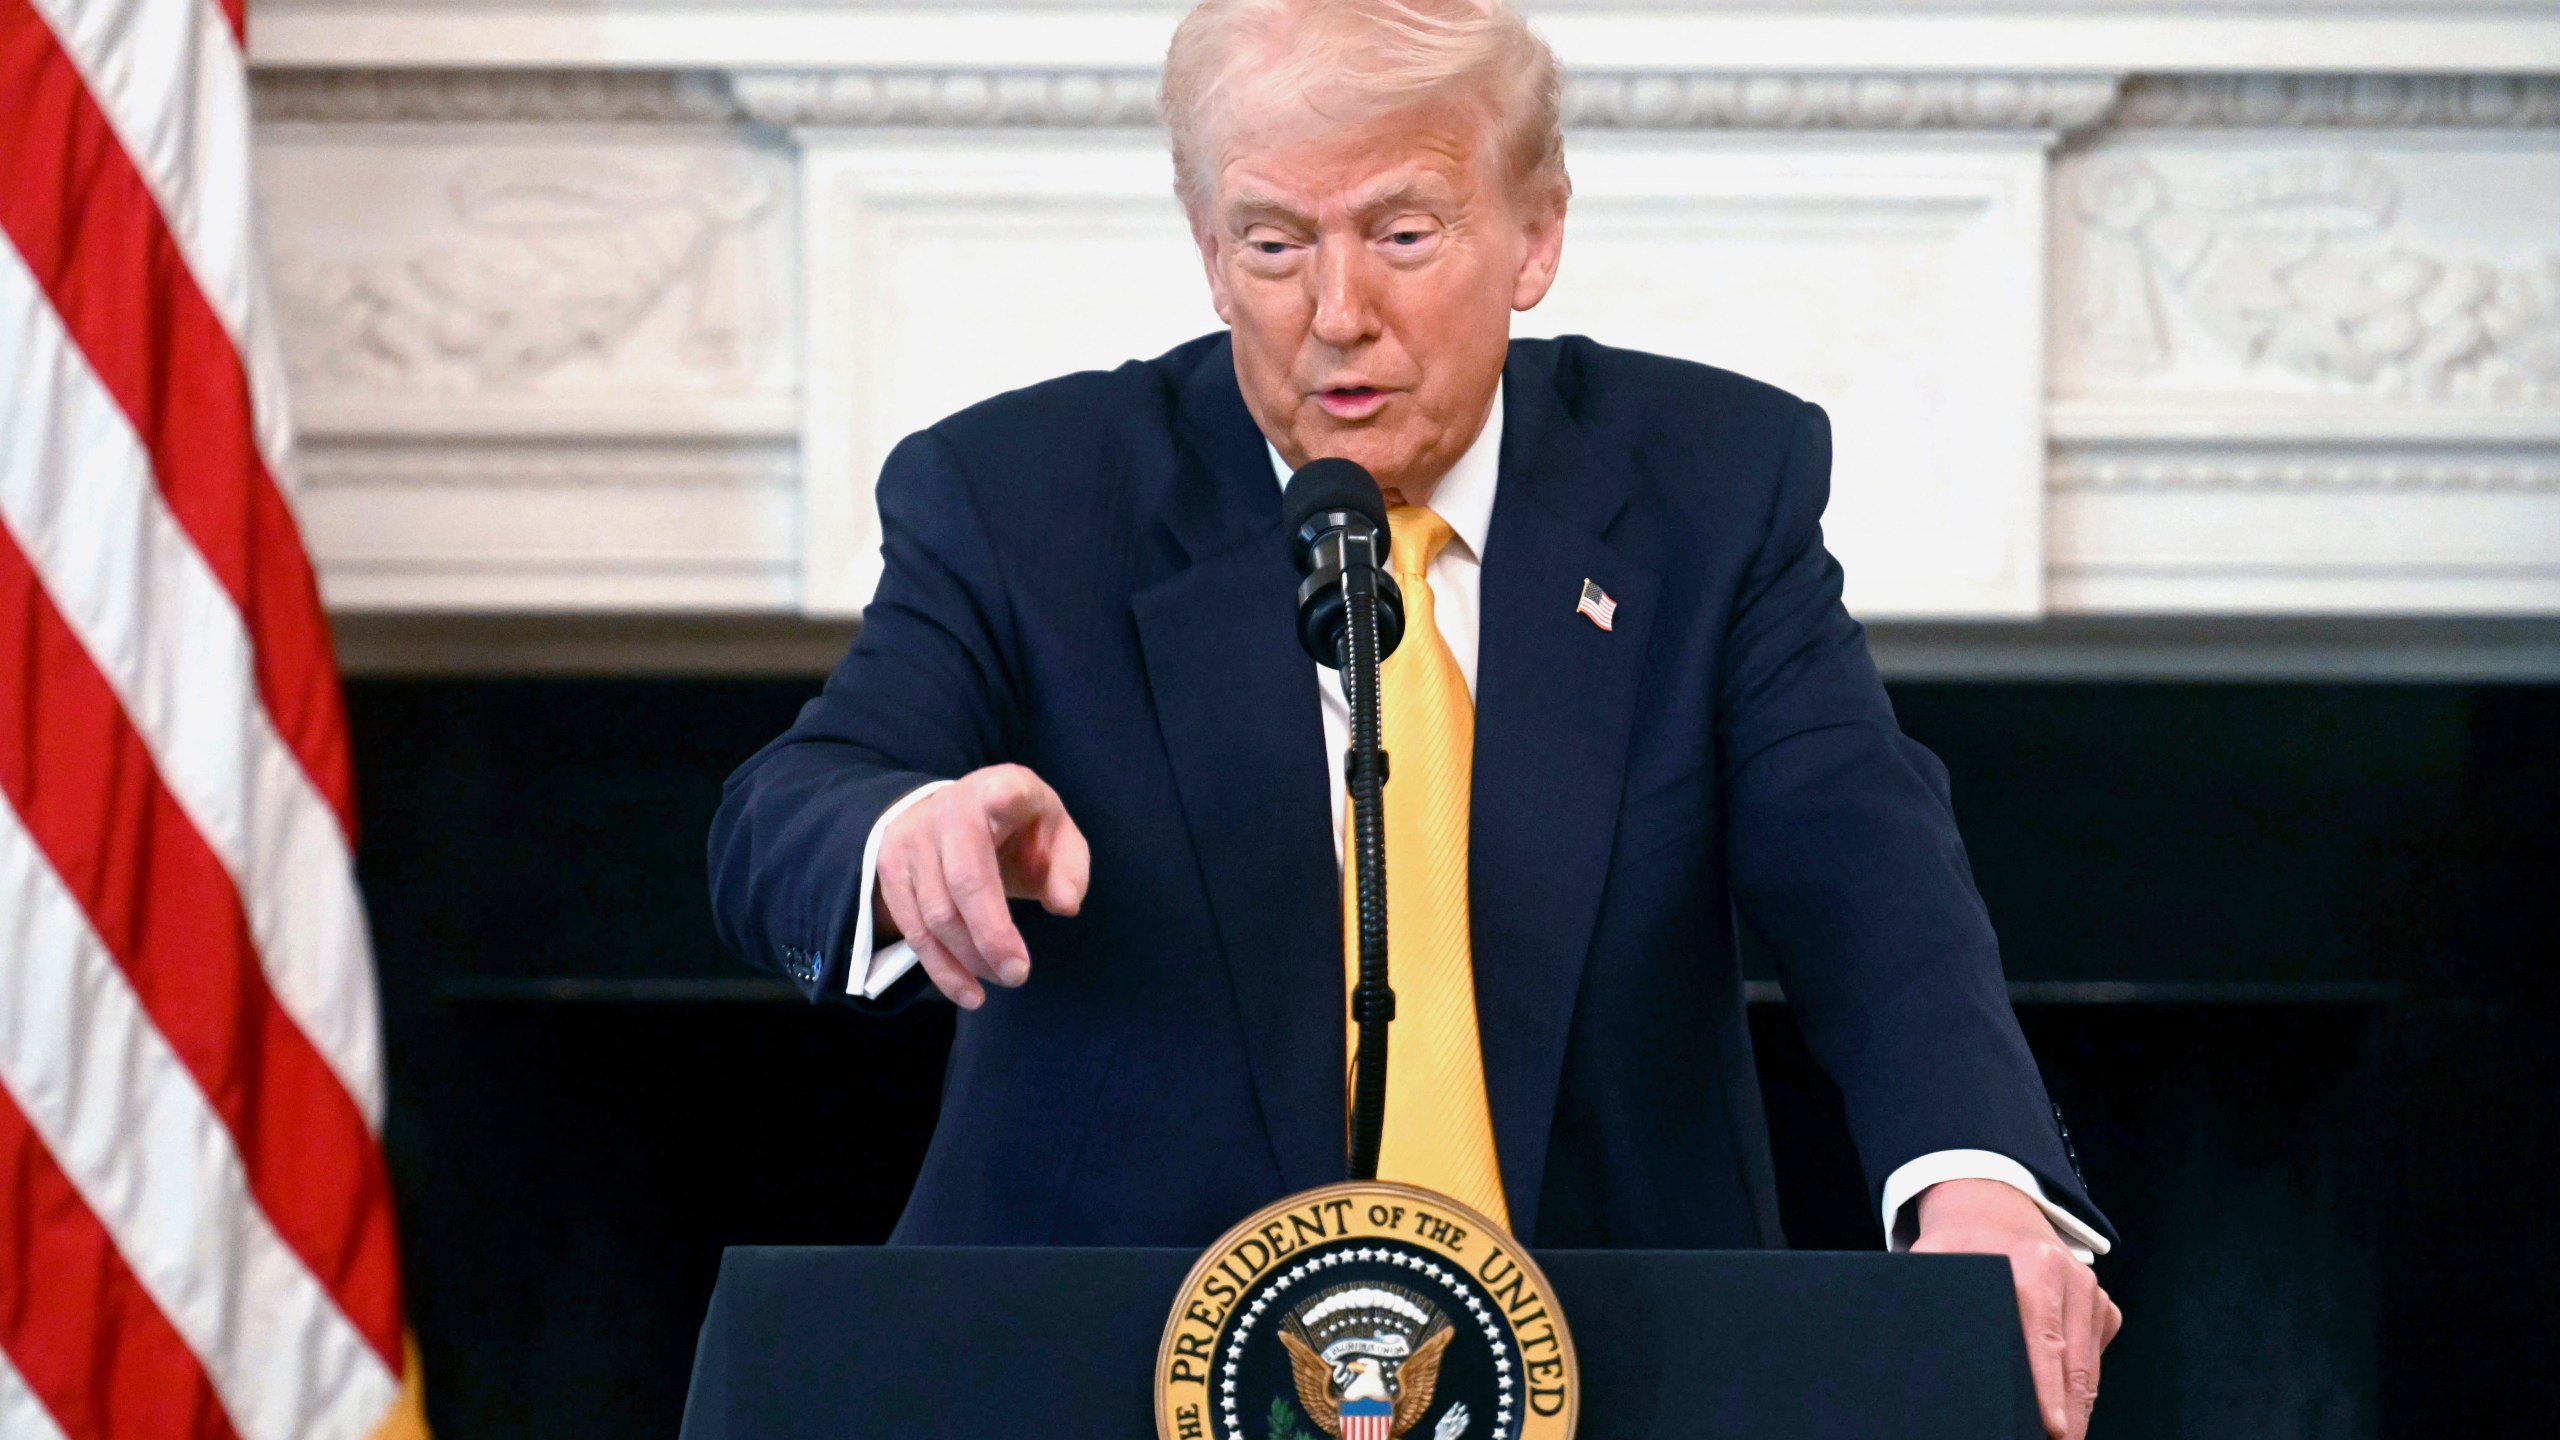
[0, 1, 415, 1437]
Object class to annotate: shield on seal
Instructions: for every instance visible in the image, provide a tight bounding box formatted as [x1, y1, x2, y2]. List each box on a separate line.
[1340, 1397, 1394, 1440]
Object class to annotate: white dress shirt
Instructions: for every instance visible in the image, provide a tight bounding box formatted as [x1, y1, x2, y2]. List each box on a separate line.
[842, 383, 2106, 1261]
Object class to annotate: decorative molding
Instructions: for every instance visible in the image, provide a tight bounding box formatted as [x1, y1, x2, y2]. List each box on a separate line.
[2049, 461, 2560, 616]
[734, 68, 2121, 134]
[2047, 399, 2560, 446]
[297, 440, 797, 492]
[731, 70, 1162, 129]
[2113, 75, 2560, 130]
[2051, 449, 2560, 493]
[247, 67, 2560, 140]
[243, 67, 2560, 138]
[1560, 72, 2122, 134]
[299, 442, 802, 613]
[253, 68, 742, 125]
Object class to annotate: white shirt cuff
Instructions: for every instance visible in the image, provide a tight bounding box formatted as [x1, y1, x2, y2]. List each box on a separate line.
[1881, 1148, 2110, 1264]
[844, 780, 955, 1000]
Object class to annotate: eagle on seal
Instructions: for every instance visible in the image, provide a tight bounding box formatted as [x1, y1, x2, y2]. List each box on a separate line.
[1279, 1314, 1454, 1438]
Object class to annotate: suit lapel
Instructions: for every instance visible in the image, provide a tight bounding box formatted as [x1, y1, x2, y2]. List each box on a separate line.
[1133, 339, 1345, 1196]
[1472, 344, 1659, 1238]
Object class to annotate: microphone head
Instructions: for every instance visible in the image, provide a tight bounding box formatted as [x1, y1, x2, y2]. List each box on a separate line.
[1281, 456, 1405, 667]
[1282, 457, 1391, 567]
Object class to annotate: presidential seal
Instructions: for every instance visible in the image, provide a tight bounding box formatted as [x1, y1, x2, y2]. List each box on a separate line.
[1156, 1181, 1576, 1440]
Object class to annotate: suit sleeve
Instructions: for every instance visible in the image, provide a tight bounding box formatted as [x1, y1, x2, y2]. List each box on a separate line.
[1715, 401, 2117, 1248]
[707, 429, 1021, 1005]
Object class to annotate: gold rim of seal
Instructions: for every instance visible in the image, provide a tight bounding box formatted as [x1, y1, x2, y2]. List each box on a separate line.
[1154, 1179, 1579, 1440]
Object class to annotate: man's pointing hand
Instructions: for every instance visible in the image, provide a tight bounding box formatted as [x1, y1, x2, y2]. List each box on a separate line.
[875, 764, 1090, 1009]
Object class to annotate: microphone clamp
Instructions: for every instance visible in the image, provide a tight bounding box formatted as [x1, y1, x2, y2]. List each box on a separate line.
[1293, 514, 1406, 669]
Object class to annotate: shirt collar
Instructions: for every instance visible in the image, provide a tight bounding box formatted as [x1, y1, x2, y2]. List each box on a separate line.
[1264, 379, 1501, 563]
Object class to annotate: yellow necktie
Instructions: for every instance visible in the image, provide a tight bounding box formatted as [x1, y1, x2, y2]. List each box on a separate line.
[1341, 504, 1509, 1228]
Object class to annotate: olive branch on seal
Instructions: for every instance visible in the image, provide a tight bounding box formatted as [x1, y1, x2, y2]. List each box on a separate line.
[1264, 1396, 1324, 1440]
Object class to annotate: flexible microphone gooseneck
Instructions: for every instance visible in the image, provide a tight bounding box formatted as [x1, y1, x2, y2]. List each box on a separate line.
[1282, 458, 1405, 1183]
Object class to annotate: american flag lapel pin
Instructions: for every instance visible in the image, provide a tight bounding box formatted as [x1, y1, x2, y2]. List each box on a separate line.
[1575, 578, 1618, 631]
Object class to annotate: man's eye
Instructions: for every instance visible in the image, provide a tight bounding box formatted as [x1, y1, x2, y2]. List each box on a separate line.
[1390, 231, 1425, 245]
[1254, 241, 1291, 256]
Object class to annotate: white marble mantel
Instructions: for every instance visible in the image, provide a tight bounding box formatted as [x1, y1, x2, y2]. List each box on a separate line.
[244, 3, 2560, 674]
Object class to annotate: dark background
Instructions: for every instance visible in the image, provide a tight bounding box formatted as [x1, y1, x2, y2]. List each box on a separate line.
[347, 677, 2560, 1437]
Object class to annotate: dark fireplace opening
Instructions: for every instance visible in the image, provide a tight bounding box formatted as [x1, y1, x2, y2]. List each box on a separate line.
[347, 678, 2560, 1438]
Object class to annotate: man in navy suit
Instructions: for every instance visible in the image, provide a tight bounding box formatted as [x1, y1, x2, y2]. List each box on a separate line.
[709, 2, 2121, 1434]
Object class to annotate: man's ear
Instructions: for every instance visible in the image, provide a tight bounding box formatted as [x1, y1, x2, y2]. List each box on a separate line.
[1510, 198, 1567, 313]
[1191, 216, 1237, 326]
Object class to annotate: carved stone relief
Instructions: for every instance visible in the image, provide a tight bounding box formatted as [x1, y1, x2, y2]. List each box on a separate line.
[255, 139, 795, 420]
[2056, 141, 2560, 405]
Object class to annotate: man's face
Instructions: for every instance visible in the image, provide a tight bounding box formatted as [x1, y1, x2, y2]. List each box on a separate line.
[1193, 98, 1564, 500]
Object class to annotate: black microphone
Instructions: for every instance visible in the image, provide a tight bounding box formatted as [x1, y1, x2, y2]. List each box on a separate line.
[1282, 458, 1405, 668]
[1281, 457, 1400, 1181]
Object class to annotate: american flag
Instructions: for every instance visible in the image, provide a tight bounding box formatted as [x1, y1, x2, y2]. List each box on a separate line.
[1575, 577, 1617, 631]
[0, 1, 426, 1438]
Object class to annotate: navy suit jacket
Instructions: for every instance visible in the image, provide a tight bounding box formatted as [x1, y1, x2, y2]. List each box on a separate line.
[708, 331, 2114, 1252]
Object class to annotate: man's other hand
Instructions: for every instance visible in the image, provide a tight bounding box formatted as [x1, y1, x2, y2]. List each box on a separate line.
[875, 764, 1090, 1009]
[1911, 1178, 2123, 1440]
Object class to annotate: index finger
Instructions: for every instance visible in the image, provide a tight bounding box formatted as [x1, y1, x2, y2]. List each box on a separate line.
[973, 765, 1059, 831]
[1042, 809, 1090, 916]
[940, 812, 1032, 986]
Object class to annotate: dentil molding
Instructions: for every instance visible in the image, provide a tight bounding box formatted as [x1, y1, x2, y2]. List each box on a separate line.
[732, 68, 2123, 133]
[253, 68, 742, 125]
[2113, 74, 2560, 129]
[729, 70, 1161, 128]
[251, 66, 2126, 133]
[251, 68, 2560, 136]
[1558, 72, 2120, 133]
[2050, 448, 2560, 494]
[297, 440, 797, 492]
[255, 66, 2124, 133]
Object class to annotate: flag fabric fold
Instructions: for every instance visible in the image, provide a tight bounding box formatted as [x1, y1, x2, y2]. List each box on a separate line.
[0, 0, 425, 1435]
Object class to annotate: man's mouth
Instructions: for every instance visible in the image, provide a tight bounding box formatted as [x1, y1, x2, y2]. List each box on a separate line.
[1316, 386, 1390, 419]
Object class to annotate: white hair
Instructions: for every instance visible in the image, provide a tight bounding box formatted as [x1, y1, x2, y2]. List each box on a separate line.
[1160, 0, 1571, 220]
